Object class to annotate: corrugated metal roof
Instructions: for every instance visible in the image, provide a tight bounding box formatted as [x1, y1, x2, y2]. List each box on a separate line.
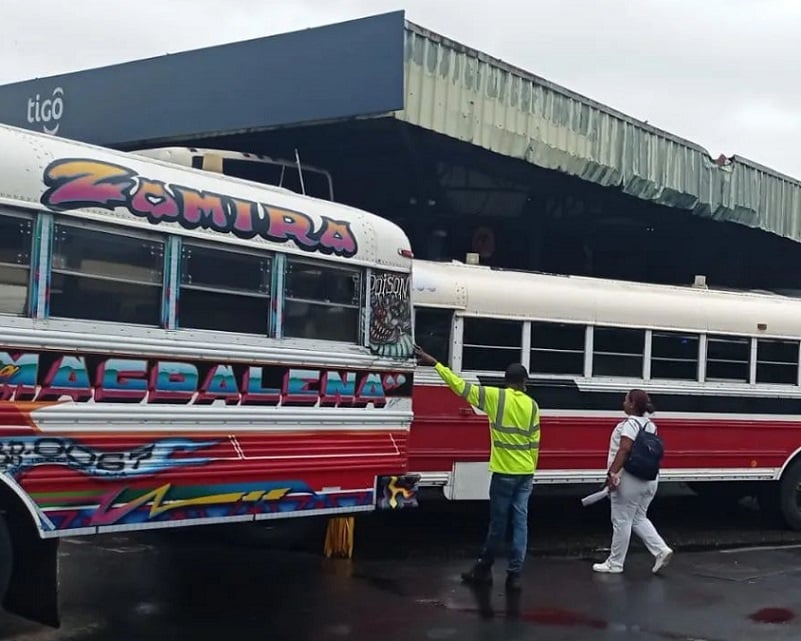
[397, 21, 801, 243]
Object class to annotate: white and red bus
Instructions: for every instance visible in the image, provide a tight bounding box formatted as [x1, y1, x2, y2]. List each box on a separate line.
[409, 258, 801, 529]
[0, 125, 417, 626]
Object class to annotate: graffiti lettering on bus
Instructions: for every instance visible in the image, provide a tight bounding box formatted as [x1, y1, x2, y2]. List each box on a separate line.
[40, 158, 359, 257]
[369, 271, 414, 359]
[0, 436, 217, 477]
[0, 349, 412, 408]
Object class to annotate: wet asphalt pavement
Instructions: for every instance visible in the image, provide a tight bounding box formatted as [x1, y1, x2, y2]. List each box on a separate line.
[3, 486, 801, 640]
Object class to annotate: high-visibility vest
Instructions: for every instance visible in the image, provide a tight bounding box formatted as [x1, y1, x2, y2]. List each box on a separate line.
[434, 363, 540, 475]
[483, 387, 540, 474]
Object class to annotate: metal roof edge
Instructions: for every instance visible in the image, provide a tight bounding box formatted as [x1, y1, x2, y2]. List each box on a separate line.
[403, 18, 711, 157]
[728, 155, 801, 188]
[401, 17, 801, 243]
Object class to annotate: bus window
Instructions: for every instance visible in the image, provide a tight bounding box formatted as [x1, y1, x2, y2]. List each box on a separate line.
[283, 259, 362, 342]
[50, 223, 163, 326]
[179, 243, 271, 334]
[593, 327, 644, 378]
[0, 212, 32, 315]
[651, 331, 699, 380]
[706, 335, 750, 382]
[756, 339, 799, 385]
[463, 318, 522, 371]
[530, 321, 585, 375]
[414, 307, 452, 363]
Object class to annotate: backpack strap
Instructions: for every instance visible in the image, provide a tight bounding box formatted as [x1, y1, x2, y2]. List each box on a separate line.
[632, 417, 656, 433]
[628, 416, 656, 435]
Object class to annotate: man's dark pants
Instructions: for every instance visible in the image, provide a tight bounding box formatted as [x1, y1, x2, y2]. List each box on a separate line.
[477, 472, 534, 575]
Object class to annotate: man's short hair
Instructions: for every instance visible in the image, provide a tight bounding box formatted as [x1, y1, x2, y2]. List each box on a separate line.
[505, 363, 528, 386]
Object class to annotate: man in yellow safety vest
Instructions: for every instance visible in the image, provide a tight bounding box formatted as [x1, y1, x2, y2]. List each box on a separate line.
[414, 345, 540, 592]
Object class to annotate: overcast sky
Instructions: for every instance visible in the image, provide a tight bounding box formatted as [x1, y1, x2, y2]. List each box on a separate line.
[2, 0, 799, 178]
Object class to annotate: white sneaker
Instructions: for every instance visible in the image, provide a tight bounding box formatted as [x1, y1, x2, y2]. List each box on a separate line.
[652, 548, 673, 574]
[592, 561, 623, 574]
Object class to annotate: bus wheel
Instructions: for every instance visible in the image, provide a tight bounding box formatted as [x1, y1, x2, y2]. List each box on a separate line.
[0, 513, 11, 601]
[779, 460, 801, 531]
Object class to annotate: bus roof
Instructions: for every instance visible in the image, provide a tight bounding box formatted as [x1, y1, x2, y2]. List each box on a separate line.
[0, 124, 411, 271]
[412, 259, 801, 339]
[132, 147, 335, 201]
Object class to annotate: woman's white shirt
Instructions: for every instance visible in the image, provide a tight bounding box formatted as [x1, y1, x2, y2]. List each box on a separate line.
[607, 414, 657, 468]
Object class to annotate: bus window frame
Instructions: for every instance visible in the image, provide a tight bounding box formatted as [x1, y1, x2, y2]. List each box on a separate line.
[460, 316, 525, 373]
[413, 306, 456, 366]
[0, 208, 35, 318]
[704, 333, 752, 383]
[754, 336, 800, 386]
[591, 325, 646, 379]
[48, 218, 166, 328]
[649, 330, 702, 382]
[529, 319, 587, 377]
[282, 255, 364, 345]
[177, 237, 274, 337]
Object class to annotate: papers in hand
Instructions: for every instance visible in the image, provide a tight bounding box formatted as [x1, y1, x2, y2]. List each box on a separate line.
[581, 487, 610, 507]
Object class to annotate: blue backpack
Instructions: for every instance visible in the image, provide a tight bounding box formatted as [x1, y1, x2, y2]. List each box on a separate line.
[623, 418, 663, 481]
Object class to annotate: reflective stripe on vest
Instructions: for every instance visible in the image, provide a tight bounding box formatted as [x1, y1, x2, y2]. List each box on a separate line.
[490, 389, 540, 451]
[462, 382, 488, 412]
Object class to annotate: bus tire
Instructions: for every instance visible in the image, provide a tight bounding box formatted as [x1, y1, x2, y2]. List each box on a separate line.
[0, 482, 60, 627]
[779, 460, 801, 531]
[0, 513, 11, 602]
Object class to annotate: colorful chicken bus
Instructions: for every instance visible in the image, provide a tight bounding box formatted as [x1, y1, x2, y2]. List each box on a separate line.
[0, 124, 417, 626]
[409, 259, 801, 530]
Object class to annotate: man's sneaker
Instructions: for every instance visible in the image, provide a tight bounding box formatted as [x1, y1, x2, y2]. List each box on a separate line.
[652, 548, 673, 574]
[505, 572, 522, 591]
[461, 563, 493, 586]
[592, 561, 623, 574]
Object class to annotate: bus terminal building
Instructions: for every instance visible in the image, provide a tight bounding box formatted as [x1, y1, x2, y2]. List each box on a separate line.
[2, 10, 801, 294]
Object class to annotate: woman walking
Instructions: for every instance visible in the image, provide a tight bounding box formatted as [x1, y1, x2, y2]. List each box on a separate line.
[593, 389, 673, 574]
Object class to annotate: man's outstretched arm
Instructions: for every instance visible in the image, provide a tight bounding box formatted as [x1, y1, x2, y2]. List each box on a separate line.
[414, 346, 499, 416]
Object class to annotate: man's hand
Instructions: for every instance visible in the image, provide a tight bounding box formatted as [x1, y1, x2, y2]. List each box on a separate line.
[413, 345, 438, 366]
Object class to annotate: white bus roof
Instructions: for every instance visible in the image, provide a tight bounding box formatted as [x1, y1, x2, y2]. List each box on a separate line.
[132, 147, 335, 201]
[412, 259, 801, 339]
[0, 124, 410, 271]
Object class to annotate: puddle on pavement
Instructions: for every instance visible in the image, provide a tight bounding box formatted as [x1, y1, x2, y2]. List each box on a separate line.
[417, 596, 737, 639]
[749, 607, 795, 624]
[518, 607, 606, 628]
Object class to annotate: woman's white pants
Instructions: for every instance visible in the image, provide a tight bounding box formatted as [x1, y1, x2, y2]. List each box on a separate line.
[607, 471, 670, 569]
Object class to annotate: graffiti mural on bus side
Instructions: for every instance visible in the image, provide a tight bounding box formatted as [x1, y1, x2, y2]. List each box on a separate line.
[0, 349, 412, 407]
[0, 436, 217, 477]
[40, 158, 358, 258]
[36, 481, 374, 530]
[369, 271, 413, 359]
